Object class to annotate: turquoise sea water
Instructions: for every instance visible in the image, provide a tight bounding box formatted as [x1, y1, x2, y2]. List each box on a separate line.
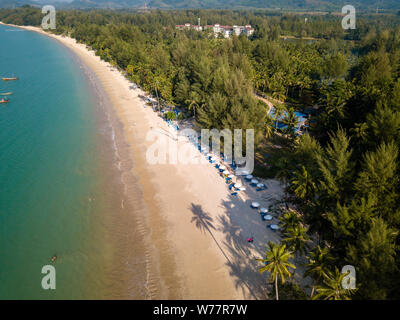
[0, 25, 121, 299]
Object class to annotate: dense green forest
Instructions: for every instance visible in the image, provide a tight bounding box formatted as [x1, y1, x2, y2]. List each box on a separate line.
[3, 0, 400, 11]
[1, 6, 400, 300]
[29, 0, 400, 11]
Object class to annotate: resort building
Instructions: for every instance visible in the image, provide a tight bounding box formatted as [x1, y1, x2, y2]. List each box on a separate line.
[175, 22, 254, 38]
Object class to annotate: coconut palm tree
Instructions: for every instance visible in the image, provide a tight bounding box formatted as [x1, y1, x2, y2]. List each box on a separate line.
[265, 115, 275, 139]
[185, 91, 201, 119]
[282, 224, 310, 257]
[283, 107, 299, 136]
[152, 75, 162, 113]
[350, 122, 368, 143]
[313, 267, 357, 300]
[304, 246, 334, 298]
[272, 91, 286, 103]
[279, 209, 302, 231]
[272, 103, 285, 128]
[290, 165, 316, 200]
[256, 242, 296, 300]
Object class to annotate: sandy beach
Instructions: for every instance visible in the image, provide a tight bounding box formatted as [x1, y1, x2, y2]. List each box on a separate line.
[2, 22, 286, 299]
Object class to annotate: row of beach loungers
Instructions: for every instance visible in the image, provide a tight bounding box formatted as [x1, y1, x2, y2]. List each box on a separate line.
[150, 110, 281, 233]
[192, 140, 280, 232]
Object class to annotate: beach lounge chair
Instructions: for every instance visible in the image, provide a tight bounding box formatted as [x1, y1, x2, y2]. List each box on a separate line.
[231, 192, 238, 196]
[268, 224, 280, 231]
[262, 214, 273, 221]
[251, 202, 260, 209]
[250, 179, 259, 186]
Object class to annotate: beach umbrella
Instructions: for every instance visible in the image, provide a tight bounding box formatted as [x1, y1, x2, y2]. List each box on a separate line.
[269, 224, 280, 231]
[219, 165, 226, 170]
[228, 174, 234, 178]
[234, 183, 242, 189]
[239, 187, 246, 191]
[260, 208, 268, 214]
[223, 170, 229, 175]
[257, 183, 265, 188]
[211, 156, 217, 161]
[245, 174, 253, 180]
[251, 202, 260, 208]
[263, 215, 273, 221]
[251, 179, 259, 184]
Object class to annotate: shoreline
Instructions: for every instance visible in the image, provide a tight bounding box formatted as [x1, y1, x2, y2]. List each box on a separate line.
[1, 22, 287, 299]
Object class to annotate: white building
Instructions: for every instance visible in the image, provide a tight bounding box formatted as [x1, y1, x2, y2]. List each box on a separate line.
[244, 25, 254, 37]
[233, 25, 242, 36]
[176, 23, 254, 38]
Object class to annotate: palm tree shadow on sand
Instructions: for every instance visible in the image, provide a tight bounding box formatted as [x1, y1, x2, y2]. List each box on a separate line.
[190, 203, 269, 300]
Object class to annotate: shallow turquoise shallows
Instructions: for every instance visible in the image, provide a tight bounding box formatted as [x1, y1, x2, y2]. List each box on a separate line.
[0, 25, 112, 299]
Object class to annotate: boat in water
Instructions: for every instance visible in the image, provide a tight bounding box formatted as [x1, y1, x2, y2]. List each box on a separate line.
[0, 97, 10, 104]
[0, 92, 12, 96]
[2, 77, 18, 81]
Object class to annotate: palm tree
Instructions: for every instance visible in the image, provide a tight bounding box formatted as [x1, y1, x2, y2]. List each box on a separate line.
[254, 74, 266, 92]
[265, 115, 275, 139]
[185, 91, 201, 119]
[273, 103, 286, 129]
[325, 93, 347, 118]
[351, 122, 368, 143]
[279, 209, 302, 231]
[272, 91, 286, 103]
[282, 224, 310, 257]
[290, 165, 316, 200]
[304, 246, 333, 298]
[313, 267, 357, 300]
[256, 242, 296, 300]
[152, 75, 161, 113]
[283, 108, 299, 136]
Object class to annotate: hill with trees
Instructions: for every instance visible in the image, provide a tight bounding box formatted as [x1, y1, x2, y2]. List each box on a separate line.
[65, 0, 400, 11]
[0, 0, 38, 8]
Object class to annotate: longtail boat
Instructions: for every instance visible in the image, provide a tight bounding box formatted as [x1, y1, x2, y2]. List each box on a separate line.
[2, 77, 18, 81]
[0, 92, 12, 96]
[0, 98, 10, 104]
